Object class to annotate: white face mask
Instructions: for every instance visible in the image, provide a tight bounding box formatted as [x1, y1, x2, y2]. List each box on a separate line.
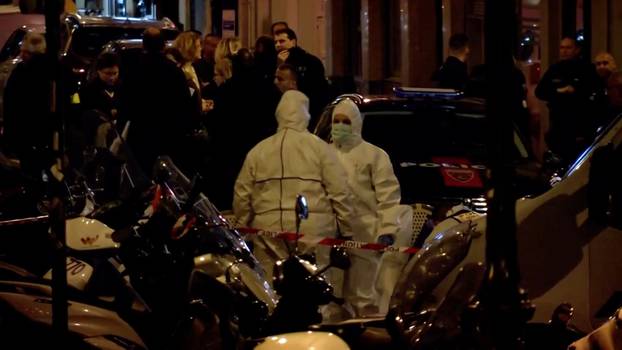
[332, 123, 353, 144]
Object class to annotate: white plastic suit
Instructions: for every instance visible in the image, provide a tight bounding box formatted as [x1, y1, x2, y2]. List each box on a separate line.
[233, 90, 358, 319]
[330, 99, 410, 316]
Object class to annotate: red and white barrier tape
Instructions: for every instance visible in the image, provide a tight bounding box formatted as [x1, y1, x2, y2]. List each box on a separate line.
[235, 227, 420, 255]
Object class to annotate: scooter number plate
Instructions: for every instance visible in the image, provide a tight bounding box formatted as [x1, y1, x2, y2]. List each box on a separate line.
[66, 257, 87, 276]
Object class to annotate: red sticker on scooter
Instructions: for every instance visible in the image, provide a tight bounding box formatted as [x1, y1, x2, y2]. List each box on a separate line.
[432, 157, 484, 188]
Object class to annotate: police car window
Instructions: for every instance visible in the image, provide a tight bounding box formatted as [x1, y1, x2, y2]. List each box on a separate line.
[360, 109, 492, 203]
[361, 109, 490, 163]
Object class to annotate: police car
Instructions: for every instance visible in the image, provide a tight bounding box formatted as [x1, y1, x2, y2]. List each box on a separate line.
[316, 87, 541, 243]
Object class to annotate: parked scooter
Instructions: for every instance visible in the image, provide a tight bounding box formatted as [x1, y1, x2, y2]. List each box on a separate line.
[1, 156, 257, 349]
[114, 157, 352, 348]
[0, 152, 151, 299]
[258, 220, 488, 349]
[262, 195, 350, 335]
[0, 155, 351, 349]
[0, 278, 148, 349]
[0, 155, 156, 348]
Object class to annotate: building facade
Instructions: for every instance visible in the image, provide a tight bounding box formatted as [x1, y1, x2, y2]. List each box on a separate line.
[208, 0, 620, 95]
[70, 0, 621, 95]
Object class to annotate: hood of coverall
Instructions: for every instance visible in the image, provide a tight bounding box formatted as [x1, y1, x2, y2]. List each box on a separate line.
[276, 90, 310, 132]
[332, 98, 363, 149]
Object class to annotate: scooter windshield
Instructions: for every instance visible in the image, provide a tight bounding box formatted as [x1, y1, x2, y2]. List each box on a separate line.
[388, 221, 473, 335]
[152, 157, 276, 310]
[152, 157, 258, 269]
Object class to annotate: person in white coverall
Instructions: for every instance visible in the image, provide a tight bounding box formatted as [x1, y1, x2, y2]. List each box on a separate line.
[330, 99, 408, 316]
[233, 90, 358, 320]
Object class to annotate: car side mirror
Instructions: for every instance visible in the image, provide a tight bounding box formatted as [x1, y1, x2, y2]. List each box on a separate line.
[514, 159, 556, 197]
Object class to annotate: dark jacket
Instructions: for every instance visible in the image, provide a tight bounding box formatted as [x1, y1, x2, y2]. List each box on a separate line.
[79, 78, 122, 147]
[203, 55, 277, 209]
[535, 58, 602, 158]
[433, 56, 469, 91]
[602, 71, 622, 123]
[466, 64, 531, 141]
[193, 59, 215, 99]
[2, 54, 53, 175]
[284, 46, 329, 129]
[120, 52, 193, 174]
[80, 78, 120, 118]
[254, 50, 277, 85]
[193, 59, 214, 86]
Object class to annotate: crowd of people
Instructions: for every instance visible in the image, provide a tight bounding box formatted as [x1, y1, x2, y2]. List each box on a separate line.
[2, 25, 622, 322]
[0, 22, 409, 321]
[434, 33, 622, 162]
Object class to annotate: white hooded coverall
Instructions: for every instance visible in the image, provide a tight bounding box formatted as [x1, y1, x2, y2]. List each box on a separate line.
[233, 91, 358, 318]
[331, 99, 410, 316]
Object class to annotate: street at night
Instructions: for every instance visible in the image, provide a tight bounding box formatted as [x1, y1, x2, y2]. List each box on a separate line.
[0, 0, 621, 349]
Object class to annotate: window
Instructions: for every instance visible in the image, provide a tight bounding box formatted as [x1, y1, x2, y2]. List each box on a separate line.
[384, 0, 401, 79]
[69, 27, 177, 59]
[519, 0, 542, 64]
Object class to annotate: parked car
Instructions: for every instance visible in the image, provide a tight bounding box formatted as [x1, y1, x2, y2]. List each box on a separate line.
[97, 38, 174, 81]
[0, 13, 178, 123]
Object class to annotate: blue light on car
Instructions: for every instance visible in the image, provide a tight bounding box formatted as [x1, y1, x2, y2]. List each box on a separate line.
[393, 87, 464, 99]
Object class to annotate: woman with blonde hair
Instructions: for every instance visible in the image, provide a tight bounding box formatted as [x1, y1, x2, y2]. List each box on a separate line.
[214, 37, 242, 64]
[213, 57, 233, 86]
[172, 31, 213, 113]
[172, 31, 201, 92]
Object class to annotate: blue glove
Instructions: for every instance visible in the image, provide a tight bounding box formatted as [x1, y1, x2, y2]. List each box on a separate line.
[377, 234, 395, 246]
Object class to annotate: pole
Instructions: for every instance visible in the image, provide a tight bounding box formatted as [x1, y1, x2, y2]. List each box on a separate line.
[45, 0, 68, 345]
[481, 0, 532, 349]
[49, 196, 68, 344]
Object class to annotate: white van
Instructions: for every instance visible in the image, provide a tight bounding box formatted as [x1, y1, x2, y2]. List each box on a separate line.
[420, 115, 622, 333]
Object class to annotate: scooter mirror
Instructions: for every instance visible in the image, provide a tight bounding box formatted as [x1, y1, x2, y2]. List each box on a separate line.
[329, 246, 351, 270]
[295, 195, 309, 221]
[293, 195, 309, 255]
